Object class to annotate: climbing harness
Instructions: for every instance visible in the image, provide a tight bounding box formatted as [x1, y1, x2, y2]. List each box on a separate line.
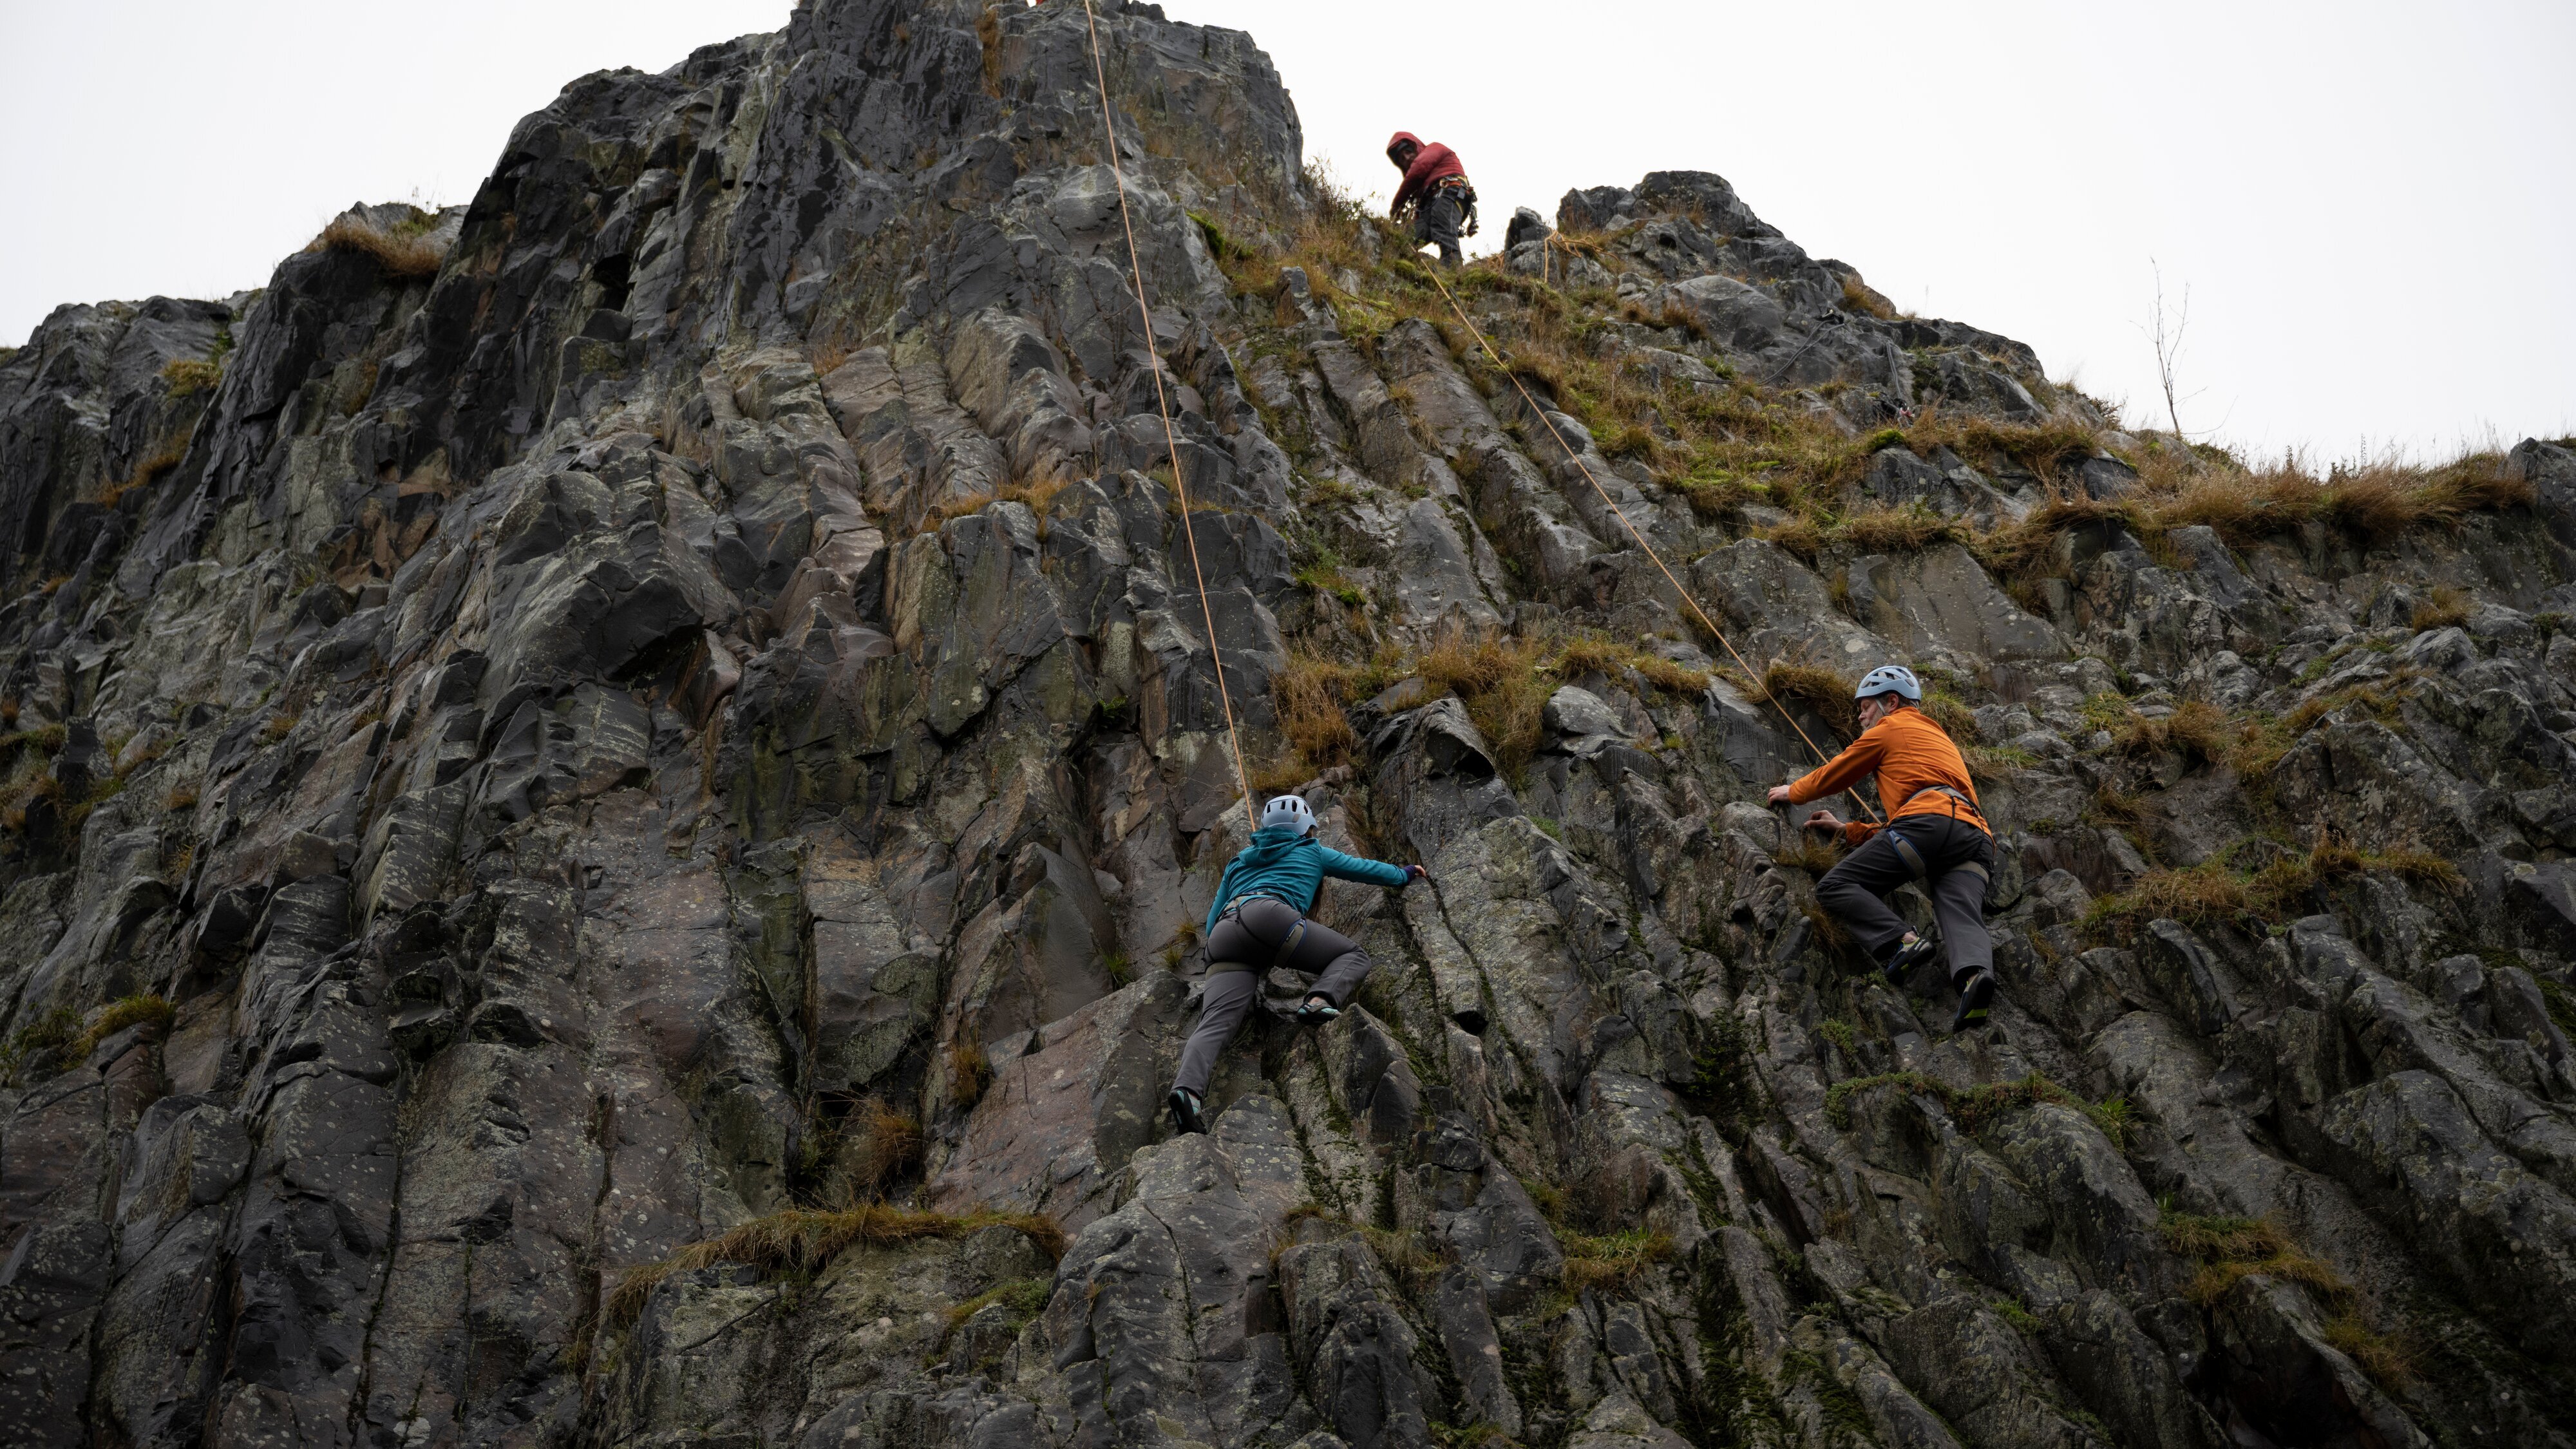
[1078, 0, 1257, 833]
[1414, 265, 1879, 820]
[1203, 894, 1306, 975]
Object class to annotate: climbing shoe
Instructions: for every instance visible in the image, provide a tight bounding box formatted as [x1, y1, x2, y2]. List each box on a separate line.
[1166, 1086, 1208, 1136]
[1294, 994, 1341, 1025]
[1880, 934, 1940, 983]
[1949, 971, 1996, 1034]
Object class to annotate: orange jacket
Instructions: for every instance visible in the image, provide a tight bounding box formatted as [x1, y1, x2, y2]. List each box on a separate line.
[1786, 705, 1990, 846]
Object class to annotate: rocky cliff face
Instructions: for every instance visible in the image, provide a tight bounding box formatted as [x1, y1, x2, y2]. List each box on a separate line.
[5, 2, 2576, 1446]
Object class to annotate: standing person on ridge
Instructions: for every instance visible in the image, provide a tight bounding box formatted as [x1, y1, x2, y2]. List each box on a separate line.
[1386, 131, 1477, 267]
[1766, 665, 2000, 1032]
[1167, 794, 1426, 1135]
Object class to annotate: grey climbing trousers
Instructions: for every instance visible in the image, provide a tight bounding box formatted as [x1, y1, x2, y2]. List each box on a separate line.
[1815, 815, 1994, 981]
[1413, 189, 1465, 267]
[1173, 897, 1372, 1095]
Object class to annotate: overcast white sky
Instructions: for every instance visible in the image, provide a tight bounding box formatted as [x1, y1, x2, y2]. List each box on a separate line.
[5, 1, 2568, 461]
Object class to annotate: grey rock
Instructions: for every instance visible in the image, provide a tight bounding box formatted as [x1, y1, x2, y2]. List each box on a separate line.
[0, 1, 2560, 1445]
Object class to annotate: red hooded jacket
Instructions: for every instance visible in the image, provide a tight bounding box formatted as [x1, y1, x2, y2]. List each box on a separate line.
[1387, 132, 1466, 214]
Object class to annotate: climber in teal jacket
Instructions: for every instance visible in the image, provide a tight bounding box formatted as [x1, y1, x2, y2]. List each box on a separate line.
[1168, 794, 1425, 1135]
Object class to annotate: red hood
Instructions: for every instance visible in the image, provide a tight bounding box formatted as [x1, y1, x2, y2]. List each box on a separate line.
[1385, 131, 1422, 166]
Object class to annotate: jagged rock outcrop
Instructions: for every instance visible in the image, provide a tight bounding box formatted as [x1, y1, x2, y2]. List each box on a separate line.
[2, 2, 2573, 1446]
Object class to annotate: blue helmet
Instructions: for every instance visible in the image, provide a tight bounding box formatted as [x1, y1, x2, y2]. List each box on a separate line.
[1855, 664, 1922, 703]
[1260, 794, 1317, 835]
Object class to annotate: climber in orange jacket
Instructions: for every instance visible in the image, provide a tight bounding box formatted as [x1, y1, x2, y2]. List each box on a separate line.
[1766, 665, 1998, 1032]
[1387, 131, 1476, 267]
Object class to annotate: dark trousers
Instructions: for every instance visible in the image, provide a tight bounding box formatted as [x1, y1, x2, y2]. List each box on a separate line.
[1175, 898, 1371, 1095]
[1815, 815, 1994, 980]
[1414, 189, 1465, 266]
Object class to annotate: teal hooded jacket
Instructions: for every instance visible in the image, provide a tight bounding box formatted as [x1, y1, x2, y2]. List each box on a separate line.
[1204, 826, 1410, 934]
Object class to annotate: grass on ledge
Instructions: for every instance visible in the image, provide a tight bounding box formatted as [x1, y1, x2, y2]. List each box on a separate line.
[603, 1205, 1066, 1334]
[1205, 162, 2535, 605]
[2085, 838, 2463, 940]
[2158, 1209, 2412, 1385]
[1825, 1069, 2132, 1149]
[1261, 627, 1719, 790]
[1559, 1227, 1677, 1291]
[308, 210, 446, 280]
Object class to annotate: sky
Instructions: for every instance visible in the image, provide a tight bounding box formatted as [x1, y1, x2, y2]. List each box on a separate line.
[4, 0, 2567, 462]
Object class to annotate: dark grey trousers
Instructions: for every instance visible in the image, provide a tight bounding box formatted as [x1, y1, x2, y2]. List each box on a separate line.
[1175, 897, 1371, 1095]
[1414, 189, 1464, 266]
[1815, 815, 1994, 980]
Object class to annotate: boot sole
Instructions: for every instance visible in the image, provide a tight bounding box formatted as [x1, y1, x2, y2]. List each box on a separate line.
[1948, 974, 1996, 1034]
[1881, 938, 1940, 982]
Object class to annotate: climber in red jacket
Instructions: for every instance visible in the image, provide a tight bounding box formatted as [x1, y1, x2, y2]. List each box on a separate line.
[1387, 132, 1476, 267]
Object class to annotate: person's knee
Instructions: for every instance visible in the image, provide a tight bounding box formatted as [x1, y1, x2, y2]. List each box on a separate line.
[1815, 867, 1866, 916]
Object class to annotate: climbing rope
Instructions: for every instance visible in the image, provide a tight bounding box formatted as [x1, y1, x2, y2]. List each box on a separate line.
[1077, 0, 1258, 834]
[1414, 263, 1880, 820]
[1074, 0, 1868, 824]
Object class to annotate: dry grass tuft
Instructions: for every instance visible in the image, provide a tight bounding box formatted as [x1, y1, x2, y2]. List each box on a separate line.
[1824, 1070, 2132, 1147]
[1774, 836, 1845, 875]
[2157, 1208, 2411, 1382]
[1754, 661, 1859, 739]
[2410, 585, 2470, 632]
[0, 994, 173, 1082]
[1559, 1228, 1676, 1291]
[841, 1098, 924, 1202]
[1977, 450, 2537, 601]
[1923, 691, 1982, 742]
[2325, 1313, 2418, 1385]
[100, 442, 188, 507]
[310, 214, 446, 280]
[2157, 1212, 2287, 1262]
[603, 1205, 1066, 1332]
[920, 471, 1072, 535]
[2109, 698, 2237, 766]
[71, 994, 173, 1061]
[160, 357, 224, 397]
[945, 1275, 1053, 1333]
[0, 1007, 80, 1083]
[1274, 654, 1363, 774]
[949, 1035, 994, 1110]
[1414, 628, 1549, 779]
[1839, 504, 1968, 556]
[1549, 634, 1709, 698]
[1839, 276, 1897, 320]
[2088, 837, 2463, 938]
[1630, 654, 1711, 698]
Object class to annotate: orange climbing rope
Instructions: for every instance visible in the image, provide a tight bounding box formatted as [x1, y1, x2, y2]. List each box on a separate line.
[1074, 0, 1867, 825]
[1077, 0, 1258, 834]
[1414, 263, 1879, 820]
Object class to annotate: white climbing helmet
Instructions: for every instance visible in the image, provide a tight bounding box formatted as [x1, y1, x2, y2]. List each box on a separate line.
[1260, 794, 1317, 835]
[1854, 664, 1922, 703]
